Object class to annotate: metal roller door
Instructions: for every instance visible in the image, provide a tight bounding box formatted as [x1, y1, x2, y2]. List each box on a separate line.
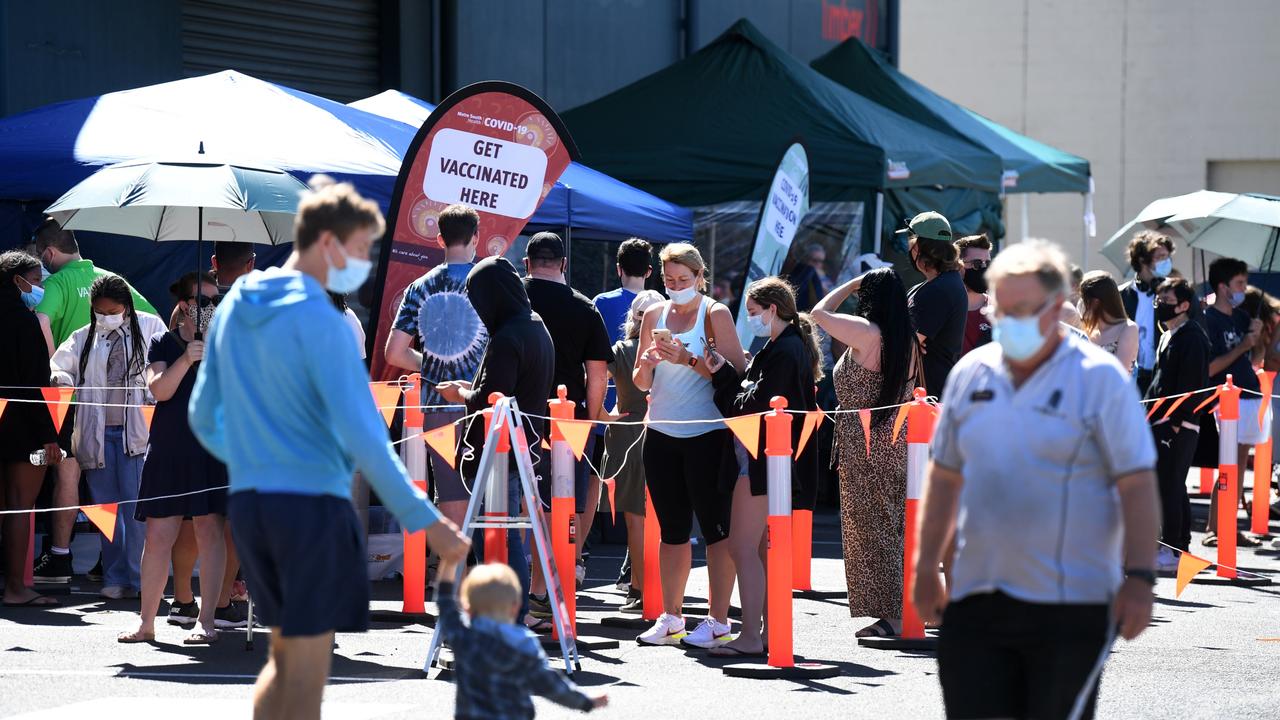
[182, 0, 383, 102]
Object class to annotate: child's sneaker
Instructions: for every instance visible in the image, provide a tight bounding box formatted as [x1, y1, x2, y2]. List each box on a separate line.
[680, 618, 732, 649]
[636, 612, 686, 646]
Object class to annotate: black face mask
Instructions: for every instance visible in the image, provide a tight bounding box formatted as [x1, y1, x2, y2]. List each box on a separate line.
[1156, 302, 1183, 324]
[963, 267, 988, 294]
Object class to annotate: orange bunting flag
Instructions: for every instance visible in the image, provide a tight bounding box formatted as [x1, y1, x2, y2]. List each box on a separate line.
[794, 411, 821, 461]
[1175, 551, 1214, 598]
[814, 407, 826, 428]
[603, 477, 618, 523]
[553, 419, 594, 461]
[1193, 388, 1222, 415]
[424, 423, 457, 469]
[369, 382, 400, 428]
[541, 439, 551, 451]
[1160, 393, 1193, 423]
[1146, 397, 1166, 421]
[42, 387, 73, 433]
[890, 403, 910, 445]
[0, 398, 7, 422]
[82, 503, 118, 543]
[724, 413, 762, 459]
[1260, 372, 1275, 427]
[139, 405, 155, 431]
[858, 408, 872, 458]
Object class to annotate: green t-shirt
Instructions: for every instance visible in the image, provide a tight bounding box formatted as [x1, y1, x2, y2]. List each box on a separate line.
[35, 259, 158, 346]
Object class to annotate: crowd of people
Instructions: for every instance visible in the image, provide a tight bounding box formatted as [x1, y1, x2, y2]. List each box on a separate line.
[1, 184, 1278, 719]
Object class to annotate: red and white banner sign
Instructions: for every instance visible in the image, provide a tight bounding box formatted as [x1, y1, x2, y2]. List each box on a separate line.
[368, 81, 578, 380]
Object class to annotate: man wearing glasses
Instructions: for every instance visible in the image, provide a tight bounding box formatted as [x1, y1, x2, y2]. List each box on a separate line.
[956, 234, 993, 355]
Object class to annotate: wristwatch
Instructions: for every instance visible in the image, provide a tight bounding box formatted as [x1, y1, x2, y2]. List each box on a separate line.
[686, 353, 698, 368]
[1123, 568, 1157, 586]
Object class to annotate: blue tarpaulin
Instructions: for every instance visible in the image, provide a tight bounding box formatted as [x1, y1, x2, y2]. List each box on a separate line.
[0, 71, 692, 315]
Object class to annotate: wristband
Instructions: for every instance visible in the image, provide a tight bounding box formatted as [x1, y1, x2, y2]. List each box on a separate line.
[1123, 568, 1157, 586]
[687, 353, 697, 368]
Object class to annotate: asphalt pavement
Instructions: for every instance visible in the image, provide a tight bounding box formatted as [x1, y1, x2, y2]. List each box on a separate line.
[1, 478, 1278, 719]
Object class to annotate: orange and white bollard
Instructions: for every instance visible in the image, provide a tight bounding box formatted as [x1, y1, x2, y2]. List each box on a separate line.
[548, 386, 578, 639]
[724, 398, 837, 679]
[764, 397, 795, 668]
[401, 374, 429, 615]
[642, 489, 661, 621]
[1252, 369, 1275, 537]
[1198, 467, 1215, 496]
[902, 388, 933, 640]
[1217, 376, 1241, 579]
[483, 392, 511, 564]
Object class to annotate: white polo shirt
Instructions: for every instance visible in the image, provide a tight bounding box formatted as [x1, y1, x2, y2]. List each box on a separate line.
[932, 332, 1157, 605]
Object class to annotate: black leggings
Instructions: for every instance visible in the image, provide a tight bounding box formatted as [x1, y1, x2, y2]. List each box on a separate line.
[642, 428, 732, 545]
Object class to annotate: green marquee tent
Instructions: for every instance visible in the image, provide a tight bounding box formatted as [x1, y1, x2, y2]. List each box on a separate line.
[562, 19, 1003, 208]
[811, 36, 1091, 195]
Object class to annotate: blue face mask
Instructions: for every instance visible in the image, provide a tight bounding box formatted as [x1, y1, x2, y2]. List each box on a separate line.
[992, 297, 1056, 362]
[1153, 258, 1173, 277]
[746, 310, 773, 337]
[16, 276, 43, 309]
[325, 241, 372, 295]
[1230, 290, 1246, 307]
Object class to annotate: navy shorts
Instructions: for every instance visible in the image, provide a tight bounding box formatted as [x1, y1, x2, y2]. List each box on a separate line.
[228, 491, 369, 637]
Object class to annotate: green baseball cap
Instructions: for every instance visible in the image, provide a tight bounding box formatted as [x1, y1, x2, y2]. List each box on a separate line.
[895, 211, 953, 243]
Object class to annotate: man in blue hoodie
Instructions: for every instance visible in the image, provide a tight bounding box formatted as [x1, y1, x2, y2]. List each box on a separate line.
[190, 183, 469, 720]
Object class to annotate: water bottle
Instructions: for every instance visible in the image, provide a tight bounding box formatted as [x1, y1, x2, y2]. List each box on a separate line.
[29, 448, 49, 466]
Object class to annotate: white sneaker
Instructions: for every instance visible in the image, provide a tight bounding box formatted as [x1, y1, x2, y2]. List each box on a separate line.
[636, 613, 686, 645]
[1156, 547, 1180, 574]
[100, 586, 137, 600]
[681, 618, 733, 649]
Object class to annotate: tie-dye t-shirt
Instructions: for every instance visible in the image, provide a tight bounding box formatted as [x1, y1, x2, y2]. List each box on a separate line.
[393, 262, 488, 408]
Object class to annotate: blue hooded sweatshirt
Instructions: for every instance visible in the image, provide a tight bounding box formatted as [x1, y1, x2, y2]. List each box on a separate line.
[189, 267, 440, 532]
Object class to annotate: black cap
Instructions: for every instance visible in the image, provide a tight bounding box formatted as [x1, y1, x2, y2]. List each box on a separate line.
[525, 231, 565, 261]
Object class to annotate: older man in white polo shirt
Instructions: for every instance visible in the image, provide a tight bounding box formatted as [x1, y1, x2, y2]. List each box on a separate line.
[912, 240, 1160, 720]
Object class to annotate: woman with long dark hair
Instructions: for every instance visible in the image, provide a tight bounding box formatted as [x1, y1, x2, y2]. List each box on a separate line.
[706, 276, 823, 657]
[119, 272, 229, 643]
[812, 267, 920, 638]
[1079, 271, 1139, 374]
[0, 250, 62, 607]
[50, 274, 166, 599]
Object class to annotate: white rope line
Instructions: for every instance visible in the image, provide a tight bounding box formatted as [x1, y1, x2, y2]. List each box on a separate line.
[0, 484, 231, 516]
[1157, 540, 1273, 580]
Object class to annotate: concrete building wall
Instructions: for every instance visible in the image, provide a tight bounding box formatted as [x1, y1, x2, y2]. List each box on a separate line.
[900, 0, 1280, 274]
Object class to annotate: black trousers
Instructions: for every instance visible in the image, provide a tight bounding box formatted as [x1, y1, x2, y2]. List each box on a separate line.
[939, 592, 1113, 720]
[1153, 423, 1196, 551]
[1135, 368, 1154, 398]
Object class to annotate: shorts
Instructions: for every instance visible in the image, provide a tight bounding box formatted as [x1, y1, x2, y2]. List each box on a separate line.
[1225, 397, 1272, 446]
[642, 428, 732, 545]
[424, 410, 468, 503]
[939, 591, 1112, 720]
[733, 439, 750, 479]
[536, 433, 595, 514]
[229, 491, 369, 637]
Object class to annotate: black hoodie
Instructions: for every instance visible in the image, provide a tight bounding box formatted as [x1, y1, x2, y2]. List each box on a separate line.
[460, 257, 555, 481]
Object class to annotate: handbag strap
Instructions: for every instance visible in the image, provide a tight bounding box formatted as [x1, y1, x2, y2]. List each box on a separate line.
[704, 296, 717, 351]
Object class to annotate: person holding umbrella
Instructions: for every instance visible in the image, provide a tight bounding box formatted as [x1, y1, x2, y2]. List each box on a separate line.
[189, 183, 469, 719]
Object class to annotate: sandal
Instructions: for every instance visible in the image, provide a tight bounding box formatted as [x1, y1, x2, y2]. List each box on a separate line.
[524, 616, 553, 634]
[183, 628, 219, 645]
[709, 644, 766, 658]
[1238, 532, 1262, 548]
[3, 594, 59, 607]
[1202, 532, 1218, 547]
[117, 630, 156, 644]
[855, 619, 899, 639]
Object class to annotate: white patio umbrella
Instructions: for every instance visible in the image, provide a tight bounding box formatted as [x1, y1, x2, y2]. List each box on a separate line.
[1100, 190, 1280, 272]
[46, 151, 309, 335]
[1099, 190, 1235, 271]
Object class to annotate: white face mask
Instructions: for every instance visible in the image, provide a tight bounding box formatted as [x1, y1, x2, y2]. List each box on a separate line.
[95, 312, 125, 332]
[325, 241, 373, 294]
[666, 285, 699, 305]
[746, 309, 773, 337]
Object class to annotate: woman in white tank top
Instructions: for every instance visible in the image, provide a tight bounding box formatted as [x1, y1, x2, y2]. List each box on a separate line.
[632, 244, 747, 648]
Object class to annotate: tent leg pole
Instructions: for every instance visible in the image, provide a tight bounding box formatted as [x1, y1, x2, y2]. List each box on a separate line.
[1082, 193, 1089, 271]
[1020, 194, 1030, 242]
[873, 192, 883, 256]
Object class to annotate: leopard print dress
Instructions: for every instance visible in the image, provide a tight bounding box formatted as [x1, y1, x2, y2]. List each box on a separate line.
[833, 347, 910, 619]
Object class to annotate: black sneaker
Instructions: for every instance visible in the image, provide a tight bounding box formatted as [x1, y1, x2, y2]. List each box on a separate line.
[166, 599, 199, 627]
[214, 602, 248, 629]
[32, 551, 73, 583]
[615, 551, 632, 592]
[528, 593, 552, 619]
[86, 557, 104, 583]
[621, 590, 642, 615]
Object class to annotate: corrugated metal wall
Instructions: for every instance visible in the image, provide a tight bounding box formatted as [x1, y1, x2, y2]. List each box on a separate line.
[181, 0, 382, 102]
